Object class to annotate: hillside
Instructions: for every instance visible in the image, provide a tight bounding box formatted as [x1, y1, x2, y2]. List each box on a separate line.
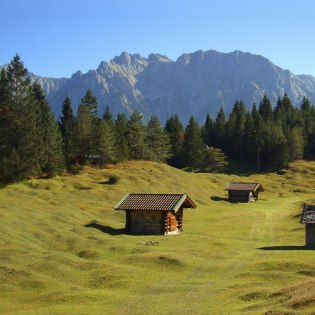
[1, 160, 315, 314]
[30, 50, 315, 122]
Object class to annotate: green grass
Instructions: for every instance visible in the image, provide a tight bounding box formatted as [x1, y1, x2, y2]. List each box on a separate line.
[1, 160, 315, 314]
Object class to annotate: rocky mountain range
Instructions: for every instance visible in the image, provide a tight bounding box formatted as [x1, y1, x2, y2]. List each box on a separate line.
[29, 50, 315, 123]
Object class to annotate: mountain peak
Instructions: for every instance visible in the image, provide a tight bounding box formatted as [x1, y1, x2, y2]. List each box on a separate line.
[112, 51, 146, 66]
[148, 53, 172, 63]
[29, 49, 315, 123]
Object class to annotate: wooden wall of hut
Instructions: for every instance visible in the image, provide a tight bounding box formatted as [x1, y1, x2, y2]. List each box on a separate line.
[127, 210, 164, 234]
[305, 224, 315, 247]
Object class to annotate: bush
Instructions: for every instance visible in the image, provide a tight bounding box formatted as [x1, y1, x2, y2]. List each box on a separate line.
[108, 175, 120, 184]
[70, 163, 83, 175]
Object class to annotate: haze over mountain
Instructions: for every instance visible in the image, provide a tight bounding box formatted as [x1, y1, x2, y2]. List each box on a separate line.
[30, 50, 315, 123]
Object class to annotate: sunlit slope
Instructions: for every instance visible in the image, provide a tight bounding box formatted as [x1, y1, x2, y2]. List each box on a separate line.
[0, 160, 315, 314]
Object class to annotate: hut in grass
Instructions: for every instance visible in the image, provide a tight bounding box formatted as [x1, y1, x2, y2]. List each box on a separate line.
[114, 193, 196, 235]
[301, 204, 315, 247]
[225, 182, 264, 202]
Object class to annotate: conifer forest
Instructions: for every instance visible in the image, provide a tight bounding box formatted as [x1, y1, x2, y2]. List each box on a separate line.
[1, 55, 315, 182]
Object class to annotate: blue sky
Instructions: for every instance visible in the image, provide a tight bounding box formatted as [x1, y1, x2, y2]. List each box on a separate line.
[1, 0, 315, 78]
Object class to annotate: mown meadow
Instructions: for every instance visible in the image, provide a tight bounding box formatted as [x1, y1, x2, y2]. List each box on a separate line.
[0, 160, 315, 314]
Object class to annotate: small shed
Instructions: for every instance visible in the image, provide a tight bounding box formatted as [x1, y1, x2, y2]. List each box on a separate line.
[225, 182, 264, 202]
[301, 204, 315, 247]
[114, 193, 196, 235]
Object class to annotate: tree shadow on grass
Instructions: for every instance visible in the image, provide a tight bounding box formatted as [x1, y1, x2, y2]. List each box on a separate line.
[84, 223, 126, 236]
[210, 196, 230, 202]
[258, 246, 315, 251]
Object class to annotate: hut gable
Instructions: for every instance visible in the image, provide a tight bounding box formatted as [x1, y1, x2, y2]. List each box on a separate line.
[301, 204, 315, 247]
[225, 182, 264, 202]
[115, 193, 196, 235]
[301, 204, 315, 224]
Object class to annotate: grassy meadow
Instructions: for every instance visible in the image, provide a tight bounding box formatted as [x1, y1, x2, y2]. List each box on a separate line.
[0, 160, 315, 314]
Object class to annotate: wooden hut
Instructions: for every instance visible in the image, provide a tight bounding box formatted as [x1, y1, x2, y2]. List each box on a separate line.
[225, 182, 264, 202]
[301, 204, 315, 247]
[114, 193, 196, 235]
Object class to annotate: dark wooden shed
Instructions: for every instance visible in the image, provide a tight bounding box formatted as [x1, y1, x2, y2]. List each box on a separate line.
[225, 182, 264, 202]
[301, 204, 315, 247]
[114, 193, 196, 235]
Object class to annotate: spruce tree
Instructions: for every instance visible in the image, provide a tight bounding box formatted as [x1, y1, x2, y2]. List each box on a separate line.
[183, 116, 203, 171]
[76, 89, 98, 163]
[200, 145, 228, 172]
[146, 115, 171, 162]
[102, 105, 118, 162]
[258, 94, 273, 121]
[32, 82, 64, 176]
[287, 127, 304, 162]
[226, 100, 246, 157]
[127, 111, 148, 160]
[0, 55, 41, 180]
[250, 103, 264, 171]
[94, 118, 117, 164]
[201, 113, 214, 147]
[300, 97, 314, 157]
[59, 96, 77, 171]
[213, 107, 226, 150]
[164, 114, 184, 166]
[115, 113, 129, 162]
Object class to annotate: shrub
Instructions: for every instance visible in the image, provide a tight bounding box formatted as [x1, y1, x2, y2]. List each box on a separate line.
[108, 175, 120, 184]
[70, 163, 83, 175]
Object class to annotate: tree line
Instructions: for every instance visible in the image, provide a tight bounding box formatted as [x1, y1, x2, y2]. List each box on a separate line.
[0, 55, 314, 182]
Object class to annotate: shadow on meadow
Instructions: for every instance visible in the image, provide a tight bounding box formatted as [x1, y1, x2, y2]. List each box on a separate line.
[210, 196, 230, 202]
[258, 246, 315, 251]
[84, 222, 126, 236]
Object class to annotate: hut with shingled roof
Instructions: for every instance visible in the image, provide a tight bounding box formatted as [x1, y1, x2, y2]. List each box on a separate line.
[114, 193, 196, 235]
[225, 182, 264, 202]
[301, 204, 315, 247]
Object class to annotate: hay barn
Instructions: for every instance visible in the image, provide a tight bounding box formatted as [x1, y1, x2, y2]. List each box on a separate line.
[114, 193, 196, 235]
[301, 204, 315, 247]
[225, 182, 264, 202]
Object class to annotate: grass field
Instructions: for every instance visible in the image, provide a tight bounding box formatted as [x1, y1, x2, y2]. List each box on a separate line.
[0, 160, 315, 314]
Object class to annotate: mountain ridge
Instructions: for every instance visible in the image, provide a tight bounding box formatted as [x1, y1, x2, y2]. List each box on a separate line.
[27, 49, 315, 123]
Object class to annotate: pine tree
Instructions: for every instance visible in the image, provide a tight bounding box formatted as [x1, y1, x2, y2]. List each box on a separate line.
[146, 115, 171, 162]
[59, 96, 77, 170]
[183, 116, 203, 171]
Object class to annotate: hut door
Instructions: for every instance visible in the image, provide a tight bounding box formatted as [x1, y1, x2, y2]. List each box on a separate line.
[169, 213, 177, 231]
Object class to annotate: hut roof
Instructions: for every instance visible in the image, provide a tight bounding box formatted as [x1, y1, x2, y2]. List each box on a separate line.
[114, 193, 196, 212]
[225, 182, 264, 192]
[301, 204, 315, 224]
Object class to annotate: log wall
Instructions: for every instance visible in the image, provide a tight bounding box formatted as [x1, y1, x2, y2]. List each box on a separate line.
[305, 224, 315, 247]
[129, 210, 164, 234]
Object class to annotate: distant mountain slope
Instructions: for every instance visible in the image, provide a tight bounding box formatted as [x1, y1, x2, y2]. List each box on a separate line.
[29, 50, 315, 123]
